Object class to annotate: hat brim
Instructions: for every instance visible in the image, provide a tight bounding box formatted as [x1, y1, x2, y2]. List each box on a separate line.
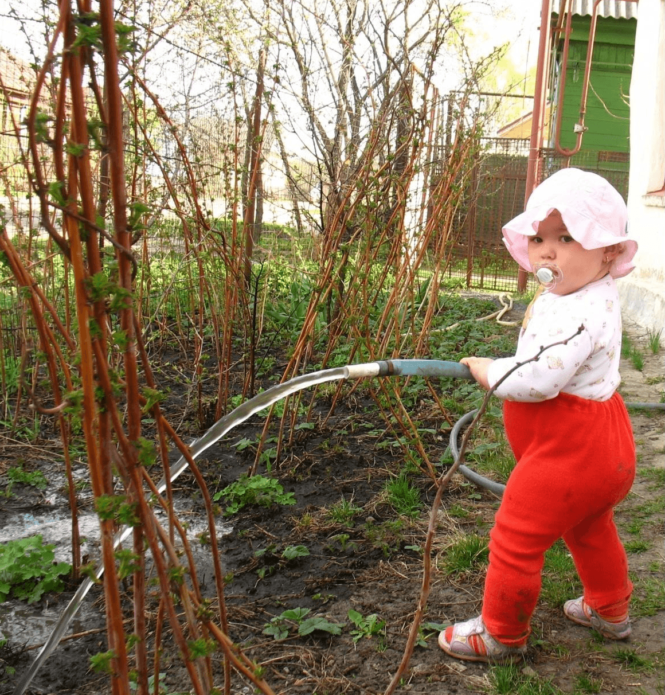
[502, 204, 638, 279]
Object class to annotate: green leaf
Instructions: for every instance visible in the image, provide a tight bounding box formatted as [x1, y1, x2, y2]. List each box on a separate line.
[298, 617, 344, 636]
[281, 545, 309, 561]
[279, 607, 310, 622]
[263, 623, 288, 640]
[0, 536, 71, 603]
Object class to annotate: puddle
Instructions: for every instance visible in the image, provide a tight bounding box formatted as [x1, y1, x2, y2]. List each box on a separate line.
[0, 598, 100, 648]
[0, 459, 233, 652]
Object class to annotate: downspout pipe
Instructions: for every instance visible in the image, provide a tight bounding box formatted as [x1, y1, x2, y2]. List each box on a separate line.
[553, 0, 602, 156]
[518, 0, 554, 292]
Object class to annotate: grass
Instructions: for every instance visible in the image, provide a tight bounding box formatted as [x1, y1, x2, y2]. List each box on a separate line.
[466, 433, 515, 483]
[364, 519, 405, 556]
[638, 467, 665, 489]
[630, 575, 665, 617]
[610, 647, 654, 672]
[442, 533, 488, 575]
[621, 331, 646, 370]
[447, 503, 470, 518]
[490, 664, 562, 695]
[624, 539, 651, 554]
[384, 474, 422, 518]
[573, 673, 603, 693]
[647, 326, 662, 354]
[326, 497, 363, 526]
[541, 541, 582, 608]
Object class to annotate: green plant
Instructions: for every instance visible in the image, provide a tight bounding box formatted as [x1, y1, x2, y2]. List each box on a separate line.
[326, 497, 362, 526]
[7, 465, 48, 490]
[466, 435, 515, 483]
[348, 609, 385, 643]
[447, 503, 470, 518]
[621, 333, 633, 358]
[610, 647, 653, 671]
[415, 621, 447, 648]
[647, 326, 662, 354]
[384, 474, 422, 518]
[624, 539, 650, 554]
[89, 649, 117, 674]
[364, 519, 405, 556]
[263, 607, 344, 640]
[0, 536, 71, 603]
[573, 672, 603, 693]
[630, 575, 665, 617]
[329, 533, 357, 553]
[281, 545, 310, 561]
[638, 467, 665, 488]
[541, 541, 582, 607]
[490, 663, 562, 694]
[213, 475, 296, 515]
[631, 349, 644, 371]
[442, 534, 488, 575]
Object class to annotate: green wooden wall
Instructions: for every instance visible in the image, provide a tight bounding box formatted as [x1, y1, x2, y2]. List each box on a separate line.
[552, 15, 636, 157]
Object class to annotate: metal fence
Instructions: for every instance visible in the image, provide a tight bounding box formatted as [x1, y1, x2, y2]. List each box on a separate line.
[447, 137, 630, 293]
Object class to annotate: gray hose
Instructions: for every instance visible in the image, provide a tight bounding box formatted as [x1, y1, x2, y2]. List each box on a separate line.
[446, 399, 664, 498]
[448, 410, 506, 497]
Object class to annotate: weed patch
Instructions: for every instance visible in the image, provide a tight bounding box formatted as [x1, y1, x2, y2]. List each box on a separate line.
[442, 533, 488, 575]
[384, 474, 422, 518]
[0, 536, 71, 603]
[213, 475, 296, 515]
[541, 541, 582, 608]
[630, 575, 665, 617]
[490, 663, 562, 694]
[326, 497, 362, 526]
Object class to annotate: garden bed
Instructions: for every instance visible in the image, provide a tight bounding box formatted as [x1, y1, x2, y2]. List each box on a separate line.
[0, 299, 663, 695]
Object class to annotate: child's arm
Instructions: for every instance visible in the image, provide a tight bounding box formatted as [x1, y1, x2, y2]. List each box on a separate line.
[486, 325, 593, 401]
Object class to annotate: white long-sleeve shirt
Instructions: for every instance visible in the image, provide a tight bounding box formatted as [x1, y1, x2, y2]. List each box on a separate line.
[487, 276, 622, 402]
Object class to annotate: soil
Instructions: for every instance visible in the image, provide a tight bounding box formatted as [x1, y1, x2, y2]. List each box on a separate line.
[0, 304, 663, 695]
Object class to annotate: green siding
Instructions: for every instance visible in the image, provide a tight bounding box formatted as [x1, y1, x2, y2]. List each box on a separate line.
[553, 16, 635, 156]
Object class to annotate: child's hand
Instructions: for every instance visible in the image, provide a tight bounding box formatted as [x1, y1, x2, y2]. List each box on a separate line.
[460, 357, 493, 390]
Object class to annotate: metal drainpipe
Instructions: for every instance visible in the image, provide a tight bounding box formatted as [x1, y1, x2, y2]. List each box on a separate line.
[553, 0, 601, 157]
[518, 0, 553, 292]
[554, 0, 639, 157]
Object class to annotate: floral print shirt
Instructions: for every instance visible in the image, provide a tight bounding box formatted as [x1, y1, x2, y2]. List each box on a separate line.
[487, 276, 622, 402]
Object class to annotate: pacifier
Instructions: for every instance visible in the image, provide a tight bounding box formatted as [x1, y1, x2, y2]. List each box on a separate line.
[533, 263, 563, 290]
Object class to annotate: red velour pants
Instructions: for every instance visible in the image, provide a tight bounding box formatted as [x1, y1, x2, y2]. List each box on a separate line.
[482, 392, 636, 646]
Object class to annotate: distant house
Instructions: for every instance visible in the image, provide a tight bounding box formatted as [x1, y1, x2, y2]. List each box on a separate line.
[497, 104, 552, 140]
[618, 0, 665, 333]
[0, 48, 57, 195]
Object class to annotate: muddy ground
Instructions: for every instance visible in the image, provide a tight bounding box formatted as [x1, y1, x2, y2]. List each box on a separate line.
[0, 302, 663, 695]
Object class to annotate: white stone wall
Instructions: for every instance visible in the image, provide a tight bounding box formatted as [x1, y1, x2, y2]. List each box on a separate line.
[619, 0, 665, 333]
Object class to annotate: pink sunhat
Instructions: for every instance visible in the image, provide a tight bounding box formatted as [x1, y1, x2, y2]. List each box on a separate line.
[502, 168, 638, 279]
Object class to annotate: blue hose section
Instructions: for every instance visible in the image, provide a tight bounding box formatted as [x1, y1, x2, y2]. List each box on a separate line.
[378, 359, 474, 380]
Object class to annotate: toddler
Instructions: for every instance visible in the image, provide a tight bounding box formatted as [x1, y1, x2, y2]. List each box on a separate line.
[439, 168, 639, 662]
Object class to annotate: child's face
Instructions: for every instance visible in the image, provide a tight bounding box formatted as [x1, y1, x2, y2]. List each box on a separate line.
[528, 210, 608, 295]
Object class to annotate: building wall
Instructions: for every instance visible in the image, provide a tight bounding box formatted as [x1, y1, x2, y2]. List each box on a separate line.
[619, 0, 665, 333]
[553, 15, 635, 155]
